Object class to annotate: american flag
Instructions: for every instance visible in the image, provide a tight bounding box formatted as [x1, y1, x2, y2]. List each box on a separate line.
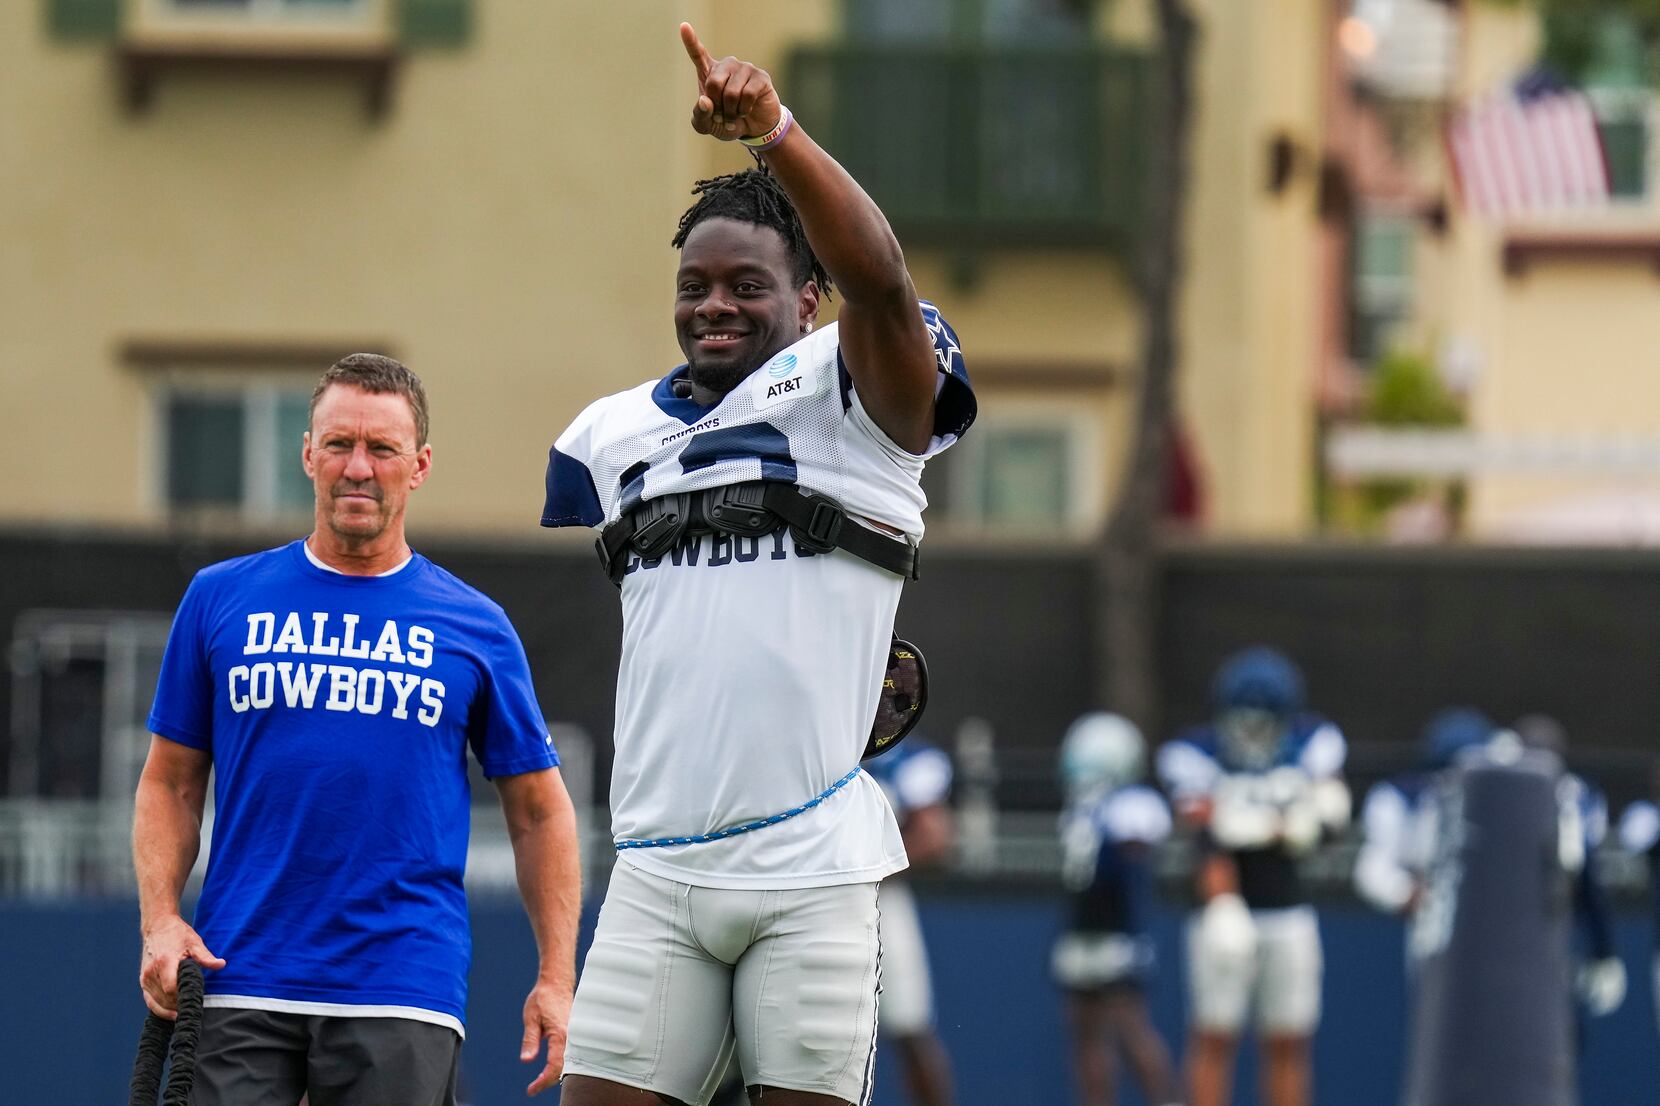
[1447, 69, 1609, 218]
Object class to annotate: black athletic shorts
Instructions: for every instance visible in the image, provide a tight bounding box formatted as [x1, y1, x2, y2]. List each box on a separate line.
[189, 1007, 460, 1106]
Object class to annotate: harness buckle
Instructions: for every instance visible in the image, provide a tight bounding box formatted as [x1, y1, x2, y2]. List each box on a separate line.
[629, 494, 690, 561]
[792, 492, 844, 554]
[704, 482, 775, 537]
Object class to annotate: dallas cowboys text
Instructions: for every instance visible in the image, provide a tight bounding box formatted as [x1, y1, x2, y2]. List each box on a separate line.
[623, 524, 822, 576]
[228, 612, 446, 726]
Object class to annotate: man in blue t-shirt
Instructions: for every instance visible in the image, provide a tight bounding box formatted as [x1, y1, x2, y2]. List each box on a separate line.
[134, 353, 582, 1104]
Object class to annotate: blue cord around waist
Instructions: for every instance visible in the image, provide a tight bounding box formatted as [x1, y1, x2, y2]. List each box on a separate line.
[614, 766, 864, 851]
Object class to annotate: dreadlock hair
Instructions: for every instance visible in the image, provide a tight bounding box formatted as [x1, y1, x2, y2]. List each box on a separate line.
[671, 168, 833, 298]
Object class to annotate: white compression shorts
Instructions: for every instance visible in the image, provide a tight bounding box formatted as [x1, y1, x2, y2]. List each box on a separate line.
[1185, 904, 1323, 1035]
[563, 859, 883, 1106]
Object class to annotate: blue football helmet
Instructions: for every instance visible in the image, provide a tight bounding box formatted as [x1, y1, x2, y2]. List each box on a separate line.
[1211, 646, 1306, 716]
[1420, 707, 1495, 770]
[1211, 646, 1305, 771]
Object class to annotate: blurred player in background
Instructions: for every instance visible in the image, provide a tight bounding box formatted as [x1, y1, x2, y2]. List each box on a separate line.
[1618, 758, 1660, 1039]
[1361, 709, 1625, 1029]
[865, 738, 957, 1106]
[541, 24, 974, 1106]
[1052, 712, 1181, 1106]
[134, 355, 582, 1104]
[1511, 713, 1626, 1025]
[1157, 646, 1350, 1106]
[1354, 707, 1495, 925]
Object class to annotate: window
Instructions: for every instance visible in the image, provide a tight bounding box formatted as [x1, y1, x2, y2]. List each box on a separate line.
[52, 0, 470, 45]
[140, 0, 377, 29]
[159, 380, 314, 517]
[844, 0, 955, 42]
[169, 0, 359, 8]
[797, 1, 1143, 249]
[980, 0, 1093, 43]
[970, 427, 1072, 523]
[1349, 211, 1416, 364]
[1552, 10, 1653, 202]
[845, 0, 1090, 43]
[924, 413, 1096, 531]
[1590, 89, 1652, 201]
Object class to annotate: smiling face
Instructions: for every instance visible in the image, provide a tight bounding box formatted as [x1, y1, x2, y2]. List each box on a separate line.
[674, 217, 819, 397]
[302, 384, 431, 548]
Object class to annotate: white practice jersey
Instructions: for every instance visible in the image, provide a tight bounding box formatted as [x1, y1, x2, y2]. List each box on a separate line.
[1622, 800, 1660, 856]
[1354, 775, 1440, 913]
[1058, 784, 1172, 894]
[542, 304, 974, 890]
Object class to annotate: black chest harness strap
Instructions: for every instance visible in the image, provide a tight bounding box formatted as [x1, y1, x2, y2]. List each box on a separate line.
[596, 480, 920, 587]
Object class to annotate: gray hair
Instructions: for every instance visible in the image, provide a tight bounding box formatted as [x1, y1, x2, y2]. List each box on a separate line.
[310, 353, 429, 446]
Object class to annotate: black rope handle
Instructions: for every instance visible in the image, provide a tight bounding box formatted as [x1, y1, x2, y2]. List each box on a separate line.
[129, 959, 205, 1106]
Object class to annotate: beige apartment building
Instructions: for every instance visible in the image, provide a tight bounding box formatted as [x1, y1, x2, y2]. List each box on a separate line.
[1450, 3, 1660, 540]
[1324, 1, 1660, 543]
[1, 0, 1370, 546]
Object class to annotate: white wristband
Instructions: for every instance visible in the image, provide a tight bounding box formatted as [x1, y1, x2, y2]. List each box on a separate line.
[740, 105, 793, 154]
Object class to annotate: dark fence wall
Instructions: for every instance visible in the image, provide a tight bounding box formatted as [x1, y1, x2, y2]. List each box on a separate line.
[0, 529, 1098, 802]
[4, 529, 1659, 805]
[1158, 544, 1660, 807]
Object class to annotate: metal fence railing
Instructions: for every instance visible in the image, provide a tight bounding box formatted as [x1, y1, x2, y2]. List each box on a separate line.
[3, 714, 1650, 902]
[0, 797, 617, 902]
[1, 796, 1647, 903]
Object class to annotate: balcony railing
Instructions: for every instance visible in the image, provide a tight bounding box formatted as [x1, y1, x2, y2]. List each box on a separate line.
[788, 43, 1154, 252]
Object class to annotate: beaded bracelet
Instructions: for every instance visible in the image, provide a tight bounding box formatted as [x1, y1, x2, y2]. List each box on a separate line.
[739, 105, 794, 155]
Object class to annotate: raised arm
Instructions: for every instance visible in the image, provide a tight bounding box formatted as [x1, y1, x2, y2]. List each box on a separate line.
[680, 22, 939, 454]
[133, 734, 224, 1018]
[496, 766, 582, 1096]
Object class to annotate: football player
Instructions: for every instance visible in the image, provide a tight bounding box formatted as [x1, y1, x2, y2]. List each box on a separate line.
[864, 738, 957, 1106]
[1156, 647, 1349, 1106]
[1353, 707, 1495, 924]
[1618, 758, 1660, 1041]
[1511, 714, 1625, 1024]
[542, 24, 975, 1106]
[1052, 712, 1181, 1106]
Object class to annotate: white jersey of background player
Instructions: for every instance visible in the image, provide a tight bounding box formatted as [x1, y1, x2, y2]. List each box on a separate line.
[542, 25, 975, 1106]
[1354, 708, 1496, 922]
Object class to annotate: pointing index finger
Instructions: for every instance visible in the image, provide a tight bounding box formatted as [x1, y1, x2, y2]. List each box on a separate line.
[680, 22, 712, 82]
